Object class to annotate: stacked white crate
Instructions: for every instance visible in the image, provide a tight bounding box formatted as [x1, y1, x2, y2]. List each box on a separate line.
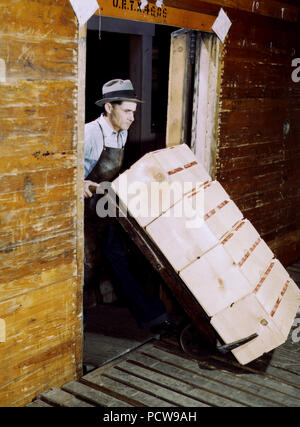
[112, 144, 300, 364]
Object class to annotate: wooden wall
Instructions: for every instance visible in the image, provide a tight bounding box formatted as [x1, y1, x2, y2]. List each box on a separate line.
[0, 0, 84, 406]
[215, 9, 300, 266]
[156, 0, 300, 266]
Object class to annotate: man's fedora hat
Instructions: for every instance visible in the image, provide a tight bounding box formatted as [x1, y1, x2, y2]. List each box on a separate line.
[95, 79, 143, 107]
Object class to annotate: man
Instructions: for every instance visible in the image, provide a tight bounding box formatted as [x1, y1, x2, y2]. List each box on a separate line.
[83, 79, 171, 332]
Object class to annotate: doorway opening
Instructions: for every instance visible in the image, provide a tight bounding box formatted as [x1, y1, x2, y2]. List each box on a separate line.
[83, 16, 184, 372]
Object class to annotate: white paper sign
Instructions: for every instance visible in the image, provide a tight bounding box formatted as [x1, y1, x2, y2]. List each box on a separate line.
[69, 0, 99, 27]
[212, 8, 232, 43]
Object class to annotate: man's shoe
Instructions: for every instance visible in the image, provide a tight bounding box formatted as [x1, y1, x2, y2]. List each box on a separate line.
[150, 320, 177, 337]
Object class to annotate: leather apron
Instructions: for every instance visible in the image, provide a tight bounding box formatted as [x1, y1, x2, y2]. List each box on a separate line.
[84, 123, 124, 223]
[84, 123, 124, 287]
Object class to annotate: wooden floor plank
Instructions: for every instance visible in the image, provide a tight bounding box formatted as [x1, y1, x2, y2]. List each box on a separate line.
[26, 258, 300, 408]
[104, 365, 210, 407]
[62, 396, 95, 407]
[129, 350, 278, 407]
[142, 346, 296, 407]
[115, 359, 246, 407]
[141, 345, 298, 406]
[281, 340, 300, 353]
[26, 399, 53, 407]
[81, 375, 175, 407]
[153, 341, 300, 400]
[248, 359, 300, 387]
[62, 381, 131, 407]
[212, 354, 300, 399]
[262, 353, 300, 375]
[37, 387, 94, 407]
[275, 346, 300, 360]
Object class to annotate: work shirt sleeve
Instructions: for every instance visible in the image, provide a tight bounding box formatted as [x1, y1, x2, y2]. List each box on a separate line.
[84, 120, 104, 179]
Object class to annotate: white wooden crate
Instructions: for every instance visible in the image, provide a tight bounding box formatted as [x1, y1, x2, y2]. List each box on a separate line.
[112, 144, 300, 364]
[145, 181, 242, 272]
[210, 294, 286, 365]
[112, 144, 210, 227]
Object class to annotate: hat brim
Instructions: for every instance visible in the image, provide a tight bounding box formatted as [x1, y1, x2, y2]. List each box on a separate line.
[95, 97, 144, 107]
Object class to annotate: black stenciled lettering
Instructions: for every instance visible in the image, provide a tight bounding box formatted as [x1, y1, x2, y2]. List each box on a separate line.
[162, 7, 167, 18]
[113, 0, 119, 7]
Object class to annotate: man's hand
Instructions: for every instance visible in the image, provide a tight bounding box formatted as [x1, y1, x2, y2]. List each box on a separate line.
[84, 180, 100, 198]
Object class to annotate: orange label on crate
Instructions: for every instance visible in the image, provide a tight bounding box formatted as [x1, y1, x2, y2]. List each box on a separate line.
[250, 238, 261, 253]
[234, 221, 245, 231]
[204, 209, 216, 221]
[270, 280, 290, 317]
[184, 161, 198, 169]
[254, 262, 275, 293]
[238, 251, 250, 267]
[167, 161, 199, 176]
[221, 232, 234, 245]
[167, 167, 184, 176]
[217, 200, 229, 210]
[237, 238, 261, 268]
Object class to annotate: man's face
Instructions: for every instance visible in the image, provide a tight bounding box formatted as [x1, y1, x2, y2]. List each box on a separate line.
[106, 101, 137, 132]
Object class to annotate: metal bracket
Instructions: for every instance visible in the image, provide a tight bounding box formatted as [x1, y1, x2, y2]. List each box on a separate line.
[216, 333, 258, 354]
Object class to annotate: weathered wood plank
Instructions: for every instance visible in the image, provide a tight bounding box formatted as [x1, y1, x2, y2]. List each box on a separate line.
[216, 17, 300, 265]
[195, 361, 300, 407]
[265, 353, 300, 375]
[0, 0, 82, 408]
[0, 262, 76, 302]
[104, 366, 210, 407]
[0, 103, 75, 143]
[0, 1, 77, 40]
[62, 381, 132, 407]
[140, 345, 299, 407]
[99, 0, 300, 23]
[166, 30, 191, 147]
[0, 80, 76, 109]
[0, 215, 74, 250]
[214, 354, 300, 389]
[81, 376, 175, 407]
[97, 0, 216, 31]
[115, 360, 244, 407]
[1, 231, 75, 270]
[0, 168, 76, 195]
[225, 17, 300, 51]
[153, 342, 300, 399]
[0, 134, 75, 159]
[73, 22, 86, 380]
[26, 399, 53, 407]
[0, 352, 77, 407]
[0, 185, 76, 217]
[0, 279, 78, 389]
[281, 339, 300, 354]
[0, 153, 77, 176]
[221, 83, 300, 100]
[201, 0, 299, 22]
[0, 37, 76, 82]
[38, 387, 94, 407]
[0, 248, 75, 294]
[129, 351, 277, 407]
